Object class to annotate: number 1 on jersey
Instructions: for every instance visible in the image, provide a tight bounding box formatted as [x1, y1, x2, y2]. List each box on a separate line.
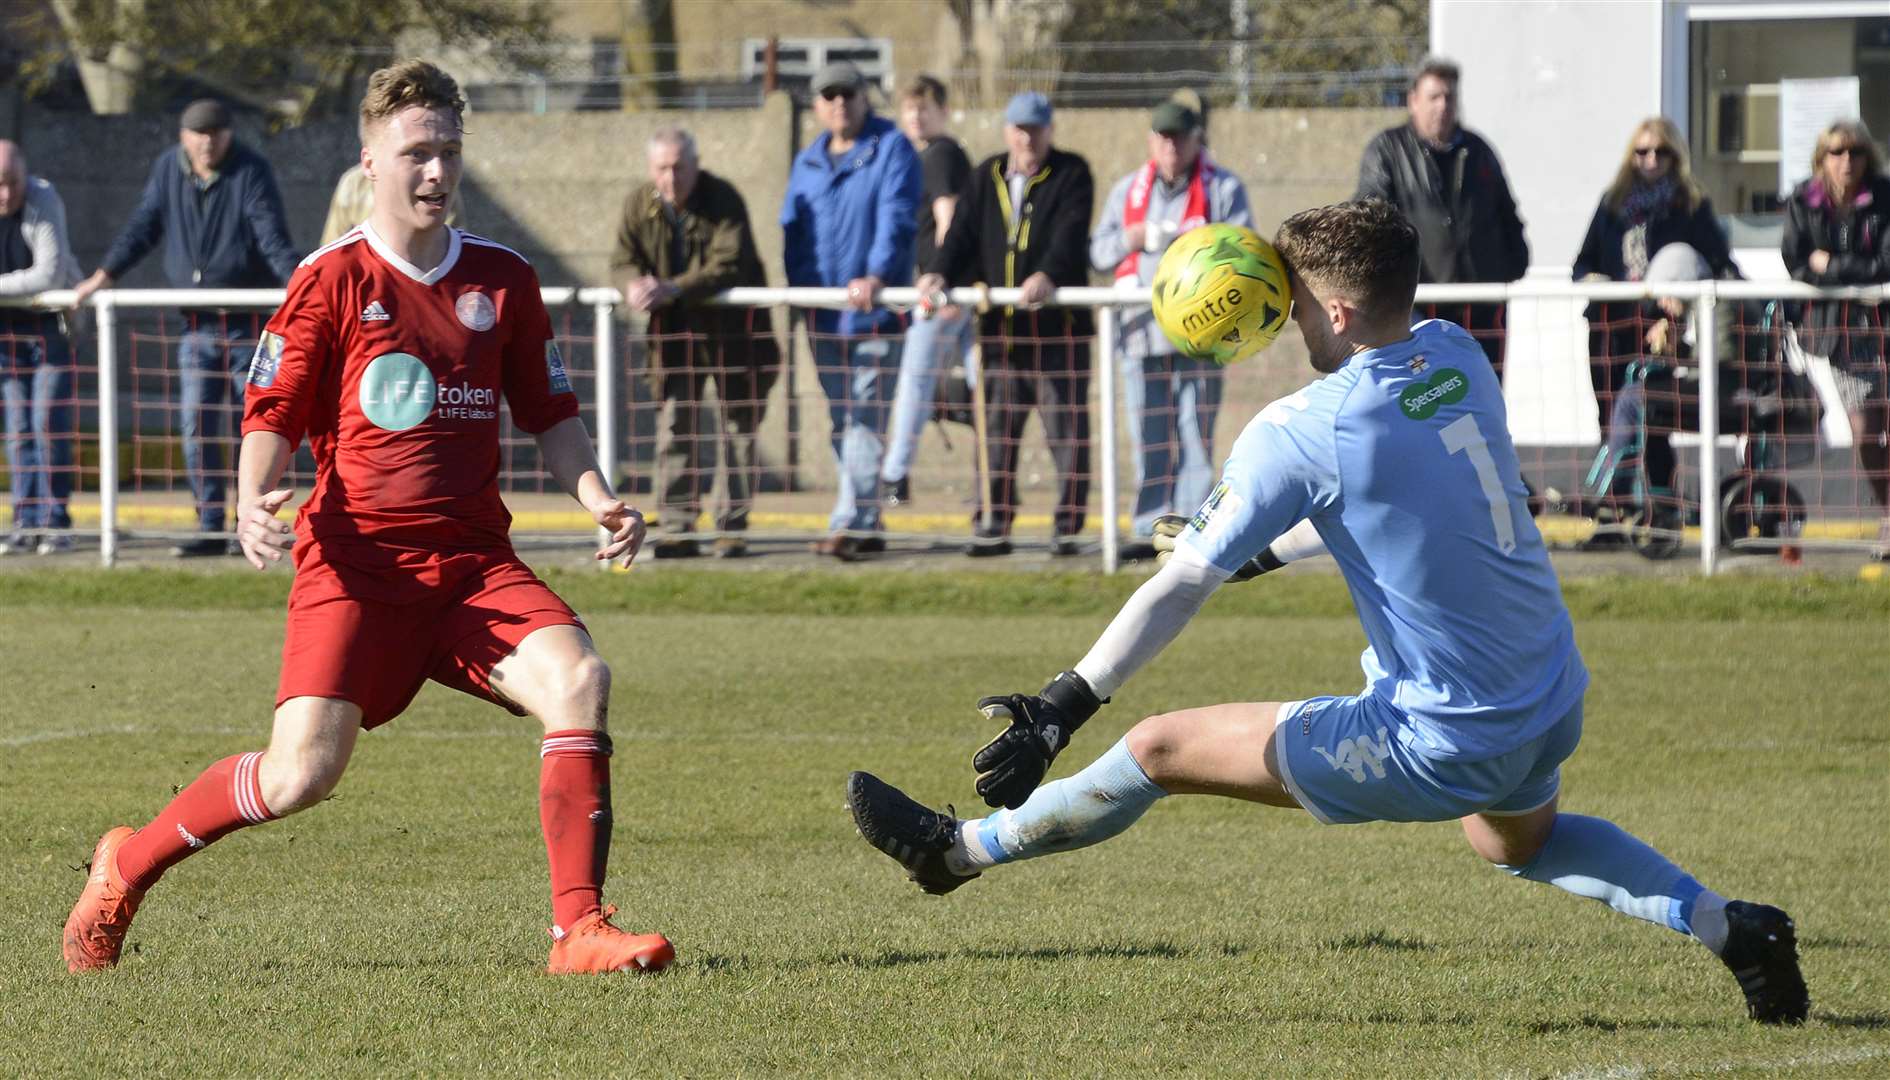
[1439, 414, 1517, 555]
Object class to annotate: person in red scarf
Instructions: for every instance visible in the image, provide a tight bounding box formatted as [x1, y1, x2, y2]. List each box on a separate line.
[1090, 100, 1251, 558]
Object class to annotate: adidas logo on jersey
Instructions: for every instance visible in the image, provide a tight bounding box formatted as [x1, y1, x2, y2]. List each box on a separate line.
[361, 300, 391, 322]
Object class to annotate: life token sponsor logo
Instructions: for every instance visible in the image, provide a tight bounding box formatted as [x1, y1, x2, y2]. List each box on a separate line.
[360, 353, 436, 430]
[1399, 367, 1468, 420]
[1312, 726, 1392, 783]
[359, 352, 500, 431]
[455, 290, 497, 332]
[361, 299, 390, 322]
[546, 341, 572, 395]
[248, 331, 284, 388]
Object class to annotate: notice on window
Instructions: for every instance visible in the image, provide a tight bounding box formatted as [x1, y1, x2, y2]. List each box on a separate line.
[1779, 77, 1860, 196]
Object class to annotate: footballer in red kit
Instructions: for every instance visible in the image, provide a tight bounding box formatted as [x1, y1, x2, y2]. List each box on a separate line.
[63, 59, 675, 977]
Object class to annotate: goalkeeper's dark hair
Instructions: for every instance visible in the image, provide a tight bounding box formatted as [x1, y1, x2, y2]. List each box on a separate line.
[360, 59, 466, 143]
[1273, 200, 1421, 325]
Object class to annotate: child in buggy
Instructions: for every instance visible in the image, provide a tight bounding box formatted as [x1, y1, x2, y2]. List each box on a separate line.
[1573, 246, 1817, 559]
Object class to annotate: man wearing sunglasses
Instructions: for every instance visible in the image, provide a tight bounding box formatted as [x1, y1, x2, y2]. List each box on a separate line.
[781, 62, 923, 561]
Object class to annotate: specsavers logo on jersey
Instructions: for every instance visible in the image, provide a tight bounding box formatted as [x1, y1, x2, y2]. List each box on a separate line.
[359, 352, 498, 431]
[1399, 368, 1468, 421]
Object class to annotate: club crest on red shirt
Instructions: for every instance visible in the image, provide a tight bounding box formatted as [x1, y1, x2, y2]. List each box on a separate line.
[455, 290, 496, 332]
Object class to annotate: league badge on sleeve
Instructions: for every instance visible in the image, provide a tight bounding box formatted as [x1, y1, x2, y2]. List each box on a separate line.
[249, 331, 284, 388]
[545, 341, 573, 396]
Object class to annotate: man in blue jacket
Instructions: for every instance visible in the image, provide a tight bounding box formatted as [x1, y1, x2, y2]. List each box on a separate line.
[74, 99, 299, 556]
[781, 62, 922, 560]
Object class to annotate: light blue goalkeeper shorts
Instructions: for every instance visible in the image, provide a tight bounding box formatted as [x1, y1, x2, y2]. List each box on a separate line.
[1272, 692, 1584, 826]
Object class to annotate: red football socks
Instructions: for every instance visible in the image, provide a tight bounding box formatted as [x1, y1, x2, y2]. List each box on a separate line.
[114, 751, 277, 891]
[539, 730, 613, 932]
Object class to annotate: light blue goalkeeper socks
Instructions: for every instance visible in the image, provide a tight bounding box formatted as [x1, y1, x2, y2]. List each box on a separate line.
[948, 737, 1167, 874]
[1501, 813, 1717, 940]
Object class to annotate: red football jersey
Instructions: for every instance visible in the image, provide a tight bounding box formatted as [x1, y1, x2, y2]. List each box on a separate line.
[243, 224, 579, 552]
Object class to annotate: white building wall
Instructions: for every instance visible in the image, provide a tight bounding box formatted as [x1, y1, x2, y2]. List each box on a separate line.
[1432, 0, 1668, 274]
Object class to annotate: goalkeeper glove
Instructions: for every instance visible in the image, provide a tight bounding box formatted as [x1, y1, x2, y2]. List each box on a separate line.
[1150, 513, 1282, 583]
[973, 671, 1104, 810]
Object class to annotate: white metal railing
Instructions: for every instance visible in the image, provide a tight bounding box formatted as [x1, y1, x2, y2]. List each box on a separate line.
[2, 280, 1885, 574]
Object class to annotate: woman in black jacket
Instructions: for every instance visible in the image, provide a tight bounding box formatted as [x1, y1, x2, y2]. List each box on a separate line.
[1781, 119, 1890, 558]
[1574, 118, 1738, 450]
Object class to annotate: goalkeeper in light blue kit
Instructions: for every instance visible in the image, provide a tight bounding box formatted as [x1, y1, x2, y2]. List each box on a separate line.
[847, 200, 1808, 1025]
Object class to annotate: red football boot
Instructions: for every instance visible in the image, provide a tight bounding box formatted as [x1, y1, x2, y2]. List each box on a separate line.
[63, 827, 145, 972]
[545, 905, 674, 974]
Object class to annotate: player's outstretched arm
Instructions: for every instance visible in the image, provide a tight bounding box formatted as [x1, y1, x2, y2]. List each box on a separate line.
[235, 430, 296, 570]
[973, 551, 1228, 808]
[1150, 514, 1327, 581]
[534, 416, 646, 567]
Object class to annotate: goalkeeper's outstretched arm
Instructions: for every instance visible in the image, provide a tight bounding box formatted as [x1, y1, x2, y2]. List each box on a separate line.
[971, 519, 1325, 809]
[972, 544, 1227, 809]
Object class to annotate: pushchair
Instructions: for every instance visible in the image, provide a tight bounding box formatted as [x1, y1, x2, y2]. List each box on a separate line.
[1576, 300, 1817, 559]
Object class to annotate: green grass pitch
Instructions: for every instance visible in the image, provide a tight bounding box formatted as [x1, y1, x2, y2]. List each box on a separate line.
[2, 569, 1886, 1077]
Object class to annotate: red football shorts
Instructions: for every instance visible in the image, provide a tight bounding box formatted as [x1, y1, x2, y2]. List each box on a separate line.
[278, 543, 583, 728]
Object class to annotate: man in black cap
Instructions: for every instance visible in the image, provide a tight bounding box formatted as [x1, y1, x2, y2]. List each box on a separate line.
[1091, 98, 1252, 558]
[75, 98, 300, 556]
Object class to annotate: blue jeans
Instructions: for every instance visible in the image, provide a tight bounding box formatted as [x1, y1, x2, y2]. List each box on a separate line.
[882, 310, 974, 485]
[1, 320, 74, 531]
[814, 335, 899, 532]
[178, 320, 258, 532]
[1121, 349, 1224, 537]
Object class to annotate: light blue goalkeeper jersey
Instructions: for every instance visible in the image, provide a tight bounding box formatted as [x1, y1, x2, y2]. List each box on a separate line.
[1177, 319, 1587, 761]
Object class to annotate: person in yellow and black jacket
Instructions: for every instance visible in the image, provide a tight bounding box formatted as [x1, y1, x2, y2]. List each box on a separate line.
[916, 92, 1095, 557]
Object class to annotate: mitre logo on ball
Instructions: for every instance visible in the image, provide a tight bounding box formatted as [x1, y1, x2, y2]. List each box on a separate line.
[1150, 223, 1290, 366]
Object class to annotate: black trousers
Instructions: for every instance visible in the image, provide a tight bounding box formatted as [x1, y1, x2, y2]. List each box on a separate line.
[977, 336, 1091, 538]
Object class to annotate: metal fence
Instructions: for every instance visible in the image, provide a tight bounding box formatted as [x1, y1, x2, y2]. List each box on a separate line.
[1, 280, 1886, 574]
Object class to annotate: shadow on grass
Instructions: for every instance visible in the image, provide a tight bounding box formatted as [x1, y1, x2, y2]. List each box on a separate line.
[1818, 1012, 1890, 1029]
[1800, 935, 1880, 950]
[1322, 930, 1434, 952]
[816, 941, 1234, 969]
[1526, 1015, 1720, 1034]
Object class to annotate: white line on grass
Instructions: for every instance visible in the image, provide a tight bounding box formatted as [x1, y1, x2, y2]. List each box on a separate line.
[1549, 1043, 1890, 1080]
[0, 723, 152, 748]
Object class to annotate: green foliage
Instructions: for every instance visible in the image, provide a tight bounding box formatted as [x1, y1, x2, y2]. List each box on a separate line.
[25, 0, 560, 121]
[1, 597, 1884, 1076]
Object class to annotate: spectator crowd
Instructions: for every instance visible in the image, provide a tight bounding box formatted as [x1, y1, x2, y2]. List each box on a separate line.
[1, 56, 1886, 561]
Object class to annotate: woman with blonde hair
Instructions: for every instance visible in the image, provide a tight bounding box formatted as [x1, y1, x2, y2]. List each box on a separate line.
[1572, 117, 1738, 517]
[1782, 119, 1890, 559]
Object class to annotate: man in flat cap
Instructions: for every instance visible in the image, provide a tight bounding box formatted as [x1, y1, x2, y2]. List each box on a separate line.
[1091, 96, 1252, 558]
[780, 62, 922, 560]
[75, 98, 300, 556]
[917, 91, 1095, 557]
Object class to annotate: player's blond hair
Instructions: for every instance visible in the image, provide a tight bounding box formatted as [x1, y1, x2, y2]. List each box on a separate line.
[359, 59, 466, 143]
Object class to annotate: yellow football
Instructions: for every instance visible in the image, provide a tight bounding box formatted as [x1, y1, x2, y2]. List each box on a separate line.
[1149, 223, 1291, 365]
